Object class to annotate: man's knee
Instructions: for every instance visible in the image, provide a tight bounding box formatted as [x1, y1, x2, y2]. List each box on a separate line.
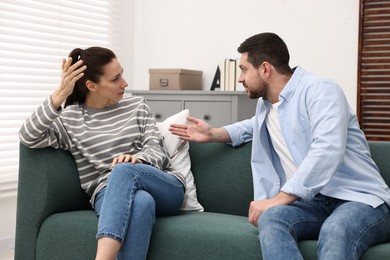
[258, 205, 286, 230]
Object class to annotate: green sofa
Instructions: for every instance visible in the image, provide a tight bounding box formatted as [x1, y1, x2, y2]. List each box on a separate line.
[15, 141, 390, 260]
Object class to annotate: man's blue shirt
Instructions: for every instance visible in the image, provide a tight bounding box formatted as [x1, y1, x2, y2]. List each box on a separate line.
[224, 66, 390, 208]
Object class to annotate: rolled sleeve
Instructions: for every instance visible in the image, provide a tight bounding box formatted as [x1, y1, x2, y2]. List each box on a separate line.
[223, 118, 254, 147]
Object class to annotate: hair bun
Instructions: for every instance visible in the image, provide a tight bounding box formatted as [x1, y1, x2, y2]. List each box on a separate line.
[69, 48, 84, 64]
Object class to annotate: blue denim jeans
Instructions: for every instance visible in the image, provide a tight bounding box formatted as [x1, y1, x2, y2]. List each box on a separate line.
[94, 163, 184, 260]
[258, 194, 390, 260]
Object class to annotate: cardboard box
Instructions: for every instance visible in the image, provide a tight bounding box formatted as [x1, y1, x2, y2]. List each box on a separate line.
[149, 69, 202, 90]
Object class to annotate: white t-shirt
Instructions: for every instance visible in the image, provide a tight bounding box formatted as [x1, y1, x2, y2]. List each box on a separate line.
[266, 102, 298, 180]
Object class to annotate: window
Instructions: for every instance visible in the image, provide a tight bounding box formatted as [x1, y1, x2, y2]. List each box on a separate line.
[0, 0, 120, 197]
[357, 0, 390, 141]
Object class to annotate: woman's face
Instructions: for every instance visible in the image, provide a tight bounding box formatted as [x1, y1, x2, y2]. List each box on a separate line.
[86, 58, 128, 108]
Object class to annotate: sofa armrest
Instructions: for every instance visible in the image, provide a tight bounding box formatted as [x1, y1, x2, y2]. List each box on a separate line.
[368, 141, 390, 186]
[15, 143, 91, 260]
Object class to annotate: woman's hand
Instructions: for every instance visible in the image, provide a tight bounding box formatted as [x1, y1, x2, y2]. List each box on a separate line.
[111, 154, 142, 168]
[52, 58, 87, 109]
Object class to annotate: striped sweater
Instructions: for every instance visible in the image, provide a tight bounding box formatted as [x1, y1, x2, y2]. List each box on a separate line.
[19, 96, 185, 204]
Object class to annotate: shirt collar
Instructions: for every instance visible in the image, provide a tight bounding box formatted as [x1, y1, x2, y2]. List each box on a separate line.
[279, 66, 305, 103]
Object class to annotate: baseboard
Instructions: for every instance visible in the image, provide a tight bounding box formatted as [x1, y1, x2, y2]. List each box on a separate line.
[0, 236, 14, 253]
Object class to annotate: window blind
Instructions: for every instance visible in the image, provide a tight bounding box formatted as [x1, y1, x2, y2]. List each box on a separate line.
[0, 0, 120, 197]
[357, 0, 390, 141]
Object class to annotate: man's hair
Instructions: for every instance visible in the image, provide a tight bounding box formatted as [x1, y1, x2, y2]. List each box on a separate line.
[237, 32, 291, 75]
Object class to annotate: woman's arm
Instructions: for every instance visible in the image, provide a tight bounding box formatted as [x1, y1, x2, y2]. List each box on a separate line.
[19, 58, 86, 149]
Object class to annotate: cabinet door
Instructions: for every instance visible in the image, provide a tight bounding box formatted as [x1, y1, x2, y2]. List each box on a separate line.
[185, 101, 231, 127]
[144, 100, 182, 122]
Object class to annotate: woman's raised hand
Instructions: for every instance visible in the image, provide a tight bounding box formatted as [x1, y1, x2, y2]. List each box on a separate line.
[52, 58, 87, 109]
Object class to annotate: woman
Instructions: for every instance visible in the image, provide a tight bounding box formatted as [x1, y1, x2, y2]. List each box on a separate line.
[19, 47, 185, 260]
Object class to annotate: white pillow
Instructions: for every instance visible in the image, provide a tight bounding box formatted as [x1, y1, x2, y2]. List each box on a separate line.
[156, 109, 204, 211]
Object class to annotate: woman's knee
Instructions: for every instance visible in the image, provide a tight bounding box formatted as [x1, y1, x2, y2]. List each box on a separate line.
[133, 190, 156, 218]
[109, 163, 143, 183]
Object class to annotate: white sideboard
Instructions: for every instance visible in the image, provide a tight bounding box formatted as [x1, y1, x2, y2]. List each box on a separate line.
[128, 90, 258, 127]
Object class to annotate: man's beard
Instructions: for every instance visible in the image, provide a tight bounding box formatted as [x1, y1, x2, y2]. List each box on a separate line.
[246, 80, 269, 100]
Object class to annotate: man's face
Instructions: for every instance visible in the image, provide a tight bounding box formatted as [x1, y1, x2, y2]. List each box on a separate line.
[238, 53, 269, 100]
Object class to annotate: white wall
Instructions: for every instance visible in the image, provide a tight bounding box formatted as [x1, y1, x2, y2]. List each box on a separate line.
[119, 0, 134, 84]
[1, 0, 360, 254]
[122, 0, 360, 110]
[0, 196, 17, 253]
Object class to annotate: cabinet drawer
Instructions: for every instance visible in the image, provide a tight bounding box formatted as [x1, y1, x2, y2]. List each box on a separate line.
[144, 100, 182, 122]
[185, 101, 231, 127]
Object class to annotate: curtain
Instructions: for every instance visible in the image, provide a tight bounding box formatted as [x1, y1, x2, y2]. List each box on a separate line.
[0, 0, 120, 197]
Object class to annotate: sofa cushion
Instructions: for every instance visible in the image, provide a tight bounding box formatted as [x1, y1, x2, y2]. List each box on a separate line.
[147, 211, 261, 260]
[361, 243, 390, 259]
[156, 109, 203, 211]
[33, 208, 390, 260]
[35, 210, 262, 260]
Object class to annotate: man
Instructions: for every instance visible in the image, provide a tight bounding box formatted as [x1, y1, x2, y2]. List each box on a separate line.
[169, 32, 390, 259]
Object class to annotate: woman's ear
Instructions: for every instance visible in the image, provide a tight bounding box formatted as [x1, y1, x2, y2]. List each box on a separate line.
[86, 80, 98, 91]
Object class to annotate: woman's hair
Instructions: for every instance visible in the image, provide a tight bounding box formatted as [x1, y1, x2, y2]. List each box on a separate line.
[237, 32, 292, 75]
[64, 47, 116, 107]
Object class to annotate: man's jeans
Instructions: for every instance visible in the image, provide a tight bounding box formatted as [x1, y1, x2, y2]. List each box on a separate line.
[94, 163, 184, 260]
[258, 194, 390, 260]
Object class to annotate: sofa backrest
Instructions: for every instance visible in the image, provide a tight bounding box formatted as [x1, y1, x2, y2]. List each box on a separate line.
[189, 141, 253, 217]
[368, 141, 390, 186]
[17, 141, 389, 220]
[189, 141, 390, 217]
